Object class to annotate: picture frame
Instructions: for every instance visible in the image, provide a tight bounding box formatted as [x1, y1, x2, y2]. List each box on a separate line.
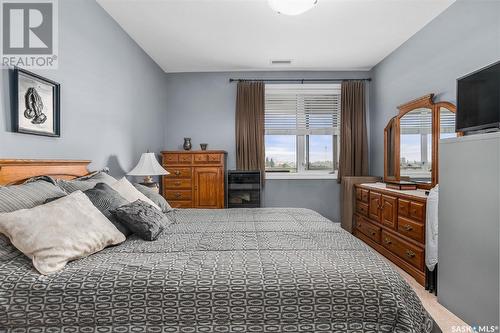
[13, 67, 61, 137]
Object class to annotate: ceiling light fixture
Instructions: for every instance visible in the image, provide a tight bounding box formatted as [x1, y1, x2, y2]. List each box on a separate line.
[268, 0, 318, 16]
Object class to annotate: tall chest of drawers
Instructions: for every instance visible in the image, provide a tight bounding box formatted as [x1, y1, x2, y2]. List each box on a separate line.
[161, 151, 227, 209]
[353, 183, 428, 285]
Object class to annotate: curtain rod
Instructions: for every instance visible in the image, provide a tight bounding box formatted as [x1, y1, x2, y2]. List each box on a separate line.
[229, 78, 371, 83]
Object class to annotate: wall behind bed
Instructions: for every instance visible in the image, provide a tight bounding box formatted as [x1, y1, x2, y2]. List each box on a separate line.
[163, 71, 371, 221]
[0, 0, 167, 176]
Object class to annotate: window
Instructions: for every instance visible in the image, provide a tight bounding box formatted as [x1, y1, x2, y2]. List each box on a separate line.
[264, 84, 341, 176]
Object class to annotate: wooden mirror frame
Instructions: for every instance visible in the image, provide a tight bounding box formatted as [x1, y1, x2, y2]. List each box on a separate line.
[383, 94, 458, 190]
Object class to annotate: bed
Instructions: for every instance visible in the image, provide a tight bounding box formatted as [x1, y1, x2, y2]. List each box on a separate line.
[0, 160, 437, 332]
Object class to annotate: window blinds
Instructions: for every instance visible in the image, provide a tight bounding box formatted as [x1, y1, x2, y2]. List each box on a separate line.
[265, 84, 341, 135]
[400, 110, 433, 135]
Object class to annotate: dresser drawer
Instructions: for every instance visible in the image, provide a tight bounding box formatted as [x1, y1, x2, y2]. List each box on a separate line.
[194, 154, 208, 163]
[163, 154, 179, 164]
[164, 167, 192, 179]
[163, 178, 192, 189]
[398, 216, 424, 243]
[356, 216, 380, 243]
[356, 201, 369, 217]
[165, 190, 192, 201]
[381, 231, 424, 270]
[208, 154, 222, 163]
[399, 199, 425, 223]
[193, 153, 222, 164]
[398, 199, 410, 217]
[178, 154, 192, 164]
[409, 201, 425, 222]
[169, 201, 193, 208]
[355, 188, 369, 203]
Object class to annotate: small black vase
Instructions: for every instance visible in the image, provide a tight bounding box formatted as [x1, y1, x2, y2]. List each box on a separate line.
[183, 138, 192, 151]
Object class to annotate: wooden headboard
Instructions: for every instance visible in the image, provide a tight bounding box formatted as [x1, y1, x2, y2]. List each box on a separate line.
[0, 159, 91, 186]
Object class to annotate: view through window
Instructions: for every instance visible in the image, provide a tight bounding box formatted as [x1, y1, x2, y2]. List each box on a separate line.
[264, 84, 340, 174]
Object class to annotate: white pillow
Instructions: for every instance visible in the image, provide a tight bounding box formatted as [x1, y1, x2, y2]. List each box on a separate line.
[110, 177, 161, 211]
[0, 191, 125, 275]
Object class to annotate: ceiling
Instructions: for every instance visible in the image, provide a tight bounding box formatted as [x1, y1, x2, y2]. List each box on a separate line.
[97, 0, 456, 73]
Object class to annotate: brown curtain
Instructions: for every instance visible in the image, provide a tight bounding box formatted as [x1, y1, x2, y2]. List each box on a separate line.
[337, 81, 369, 183]
[235, 81, 265, 182]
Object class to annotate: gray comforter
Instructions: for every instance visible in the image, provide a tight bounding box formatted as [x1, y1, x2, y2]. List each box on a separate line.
[0, 208, 433, 332]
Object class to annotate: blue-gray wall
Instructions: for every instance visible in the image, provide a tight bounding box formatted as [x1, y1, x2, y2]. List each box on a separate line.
[369, 0, 500, 327]
[369, 0, 500, 176]
[0, 0, 167, 176]
[164, 71, 371, 221]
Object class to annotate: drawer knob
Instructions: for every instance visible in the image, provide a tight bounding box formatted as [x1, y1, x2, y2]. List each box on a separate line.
[174, 182, 181, 186]
[402, 224, 413, 231]
[384, 238, 392, 245]
[405, 250, 416, 258]
[175, 193, 181, 198]
[371, 232, 376, 236]
[175, 170, 181, 176]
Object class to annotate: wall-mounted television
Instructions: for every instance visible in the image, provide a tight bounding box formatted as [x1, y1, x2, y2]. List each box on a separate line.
[457, 61, 500, 133]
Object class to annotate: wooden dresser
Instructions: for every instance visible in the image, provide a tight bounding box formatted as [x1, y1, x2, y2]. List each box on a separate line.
[353, 182, 428, 285]
[161, 151, 226, 209]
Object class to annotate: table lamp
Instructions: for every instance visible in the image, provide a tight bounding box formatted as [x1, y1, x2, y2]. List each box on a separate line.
[128, 152, 169, 191]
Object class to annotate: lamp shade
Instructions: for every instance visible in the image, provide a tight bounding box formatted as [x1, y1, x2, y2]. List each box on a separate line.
[127, 153, 169, 176]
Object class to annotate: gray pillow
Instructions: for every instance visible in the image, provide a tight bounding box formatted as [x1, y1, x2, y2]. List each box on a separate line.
[83, 183, 132, 236]
[111, 200, 169, 241]
[133, 183, 172, 213]
[0, 180, 67, 213]
[56, 171, 116, 193]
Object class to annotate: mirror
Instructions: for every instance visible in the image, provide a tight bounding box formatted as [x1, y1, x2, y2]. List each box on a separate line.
[399, 108, 433, 184]
[384, 118, 397, 180]
[439, 106, 457, 140]
[383, 95, 459, 189]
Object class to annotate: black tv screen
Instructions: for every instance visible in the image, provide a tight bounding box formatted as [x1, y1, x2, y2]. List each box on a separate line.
[457, 61, 500, 132]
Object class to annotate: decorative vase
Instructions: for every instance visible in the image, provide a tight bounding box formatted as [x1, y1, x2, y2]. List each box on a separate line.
[183, 138, 192, 151]
[200, 143, 208, 151]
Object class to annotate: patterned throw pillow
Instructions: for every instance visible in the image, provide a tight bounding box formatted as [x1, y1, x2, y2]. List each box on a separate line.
[111, 200, 170, 241]
[0, 180, 67, 213]
[56, 171, 117, 193]
[133, 183, 173, 213]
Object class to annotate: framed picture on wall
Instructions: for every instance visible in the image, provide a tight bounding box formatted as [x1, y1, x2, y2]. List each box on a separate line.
[13, 67, 61, 137]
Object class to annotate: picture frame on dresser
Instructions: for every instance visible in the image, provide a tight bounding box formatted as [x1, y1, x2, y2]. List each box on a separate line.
[13, 67, 61, 137]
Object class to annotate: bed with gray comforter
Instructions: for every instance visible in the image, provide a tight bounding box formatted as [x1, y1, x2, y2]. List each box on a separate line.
[0, 208, 435, 332]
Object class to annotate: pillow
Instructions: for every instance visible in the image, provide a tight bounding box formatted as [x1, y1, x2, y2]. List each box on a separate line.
[44, 183, 132, 237]
[56, 171, 117, 193]
[0, 179, 67, 213]
[111, 200, 169, 241]
[82, 183, 132, 236]
[0, 191, 125, 275]
[133, 183, 172, 213]
[110, 178, 161, 211]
